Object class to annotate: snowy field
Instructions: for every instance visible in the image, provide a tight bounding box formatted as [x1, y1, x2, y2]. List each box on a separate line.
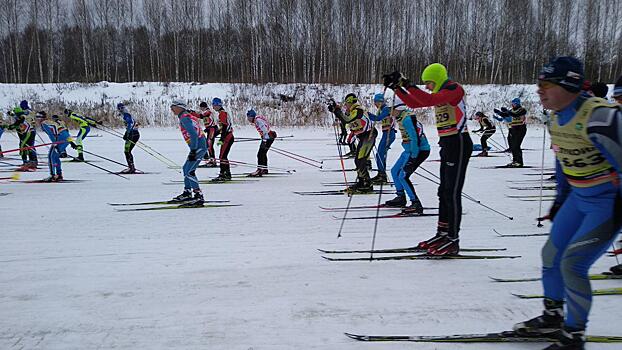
[1, 125, 620, 349]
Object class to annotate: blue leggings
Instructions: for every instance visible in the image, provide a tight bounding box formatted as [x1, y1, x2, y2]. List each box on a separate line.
[542, 189, 621, 330]
[391, 150, 429, 201]
[183, 139, 207, 190]
[375, 129, 396, 172]
[48, 145, 61, 176]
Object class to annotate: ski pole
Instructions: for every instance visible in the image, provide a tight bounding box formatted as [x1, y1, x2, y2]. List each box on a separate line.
[332, 119, 352, 239]
[71, 156, 129, 180]
[0, 140, 66, 154]
[416, 166, 514, 220]
[95, 125, 180, 170]
[80, 149, 132, 168]
[270, 146, 323, 165]
[270, 148, 322, 169]
[537, 124, 547, 228]
[370, 88, 391, 260]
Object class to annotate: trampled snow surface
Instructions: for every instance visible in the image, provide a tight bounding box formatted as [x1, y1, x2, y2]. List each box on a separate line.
[1, 126, 619, 349]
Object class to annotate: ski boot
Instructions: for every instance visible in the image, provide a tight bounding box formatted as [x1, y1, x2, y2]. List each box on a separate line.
[42, 175, 56, 182]
[610, 264, 622, 275]
[416, 233, 449, 251]
[248, 169, 263, 177]
[54, 174, 63, 182]
[428, 238, 459, 256]
[204, 158, 218, 168]
[475, 151, 488, 157]
[370, 172, 388, 184]
[402, 199, 424, 215]
[543, 328, 585, 350]
[384, 193, 406, 207]
[346, 179, 373, 194]
[180, 191, 205, 208]
[71, 154, 85, 162]
[119, 167, 136, 174]
[261, 168, 269, 175]
[211, 174, 229, 183]
[171, 189, 193, 203]
[513, 298, 564, 336]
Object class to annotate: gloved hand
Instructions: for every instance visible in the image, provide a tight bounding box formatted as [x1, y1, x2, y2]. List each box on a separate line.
[69, 142, 78, 149]
[188, 149, 197, 161]
[123, 132, 129, 140]
[327, 100, 337, 113]
[217, 140, 223, 146]
[538, 202, 562, 222]
[382, 71, 411, 89]
[268, 130, 277, 139]
[500, 107, 509, 113]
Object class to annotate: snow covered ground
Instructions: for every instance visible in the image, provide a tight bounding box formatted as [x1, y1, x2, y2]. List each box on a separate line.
[1, 124, 620, 349]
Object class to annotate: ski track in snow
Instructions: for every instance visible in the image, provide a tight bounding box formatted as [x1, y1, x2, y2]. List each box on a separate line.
[0, 126, 620, 349]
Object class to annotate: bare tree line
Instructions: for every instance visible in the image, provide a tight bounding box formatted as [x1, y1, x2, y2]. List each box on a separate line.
[1, 0, 621, 85]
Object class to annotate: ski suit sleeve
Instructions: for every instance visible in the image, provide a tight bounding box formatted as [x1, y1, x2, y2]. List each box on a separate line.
[255, 117, 270, 140]
[586, 106, 622, 179]
[180, 117, 199, 150]
[395, 84, 464, 109]
[403, 117, 420, 157]
[368, 106, 390, 122]
[123, 113, 134, 132]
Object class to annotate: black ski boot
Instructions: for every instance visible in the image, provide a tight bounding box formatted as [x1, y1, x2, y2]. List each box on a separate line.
[513, 298, 564, 336]
[543, 328, 585, 350]
[346, 179, 373, 194]
[384, 193, 406, 207]
[610, 264, 622, 275]
[171, 189, 193, 203]
[180, 191, 205, 207]
[370, 172, 388, 184]
[402, 198, 424, 215]
[71, 154, 85, 162]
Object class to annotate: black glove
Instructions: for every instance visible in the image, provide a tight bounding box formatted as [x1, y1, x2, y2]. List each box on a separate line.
[123, 132, 129, 140]
[69, 142, 77, 149]
[382, 71, 411, 89]
[327, 100, 337, 113]
[539, 202, 562, 222]
[188, 149, 197, 161]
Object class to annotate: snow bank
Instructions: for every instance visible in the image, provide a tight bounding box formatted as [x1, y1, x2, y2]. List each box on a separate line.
[0, 82, 552, 127]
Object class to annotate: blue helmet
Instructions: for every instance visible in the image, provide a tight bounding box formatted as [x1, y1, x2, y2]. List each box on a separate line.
[246, 109, 256, 118]
[212, 97, 223, 106]
[373, 93, 385, 103]
[20, 100, 30, 110]
[511, 98, 521, 106]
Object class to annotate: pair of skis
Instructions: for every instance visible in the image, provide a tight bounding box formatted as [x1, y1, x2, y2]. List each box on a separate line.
[109, 199, 240, 212]
[320, 244, 519, 261]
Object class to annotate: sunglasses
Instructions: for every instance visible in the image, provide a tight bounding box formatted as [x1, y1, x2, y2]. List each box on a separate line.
[537, 81, 558, 90]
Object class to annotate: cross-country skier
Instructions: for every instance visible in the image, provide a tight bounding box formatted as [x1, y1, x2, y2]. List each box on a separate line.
[512, 56, 622, 350]
[65, 108, 99, 161]
[383, 96, 430, 214]
[7, 107, 38, 170]
[383, 63, 472, 256]
[211, 97, 234, 182]
[117, 103, 140, 174]
[198, 101, 218, 166]
[328, 93, 377, 193]
[494, 98, 527, 167]
[170, 100, 207, 206]
[368, 93, 395, 184]
[35, 111, 70, 182]
[472, 111, 496, 156]
[246, 109, 276, 177]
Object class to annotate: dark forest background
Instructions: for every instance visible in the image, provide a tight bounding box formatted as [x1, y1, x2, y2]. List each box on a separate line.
[1, 0, 621, 84]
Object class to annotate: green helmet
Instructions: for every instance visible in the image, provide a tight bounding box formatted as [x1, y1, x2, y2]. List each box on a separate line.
[12, 106, 24, 115]
[421, 63, 448, 93]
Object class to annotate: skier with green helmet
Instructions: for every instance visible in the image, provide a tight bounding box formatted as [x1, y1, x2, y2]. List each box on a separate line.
[383, 63, 473, 256]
